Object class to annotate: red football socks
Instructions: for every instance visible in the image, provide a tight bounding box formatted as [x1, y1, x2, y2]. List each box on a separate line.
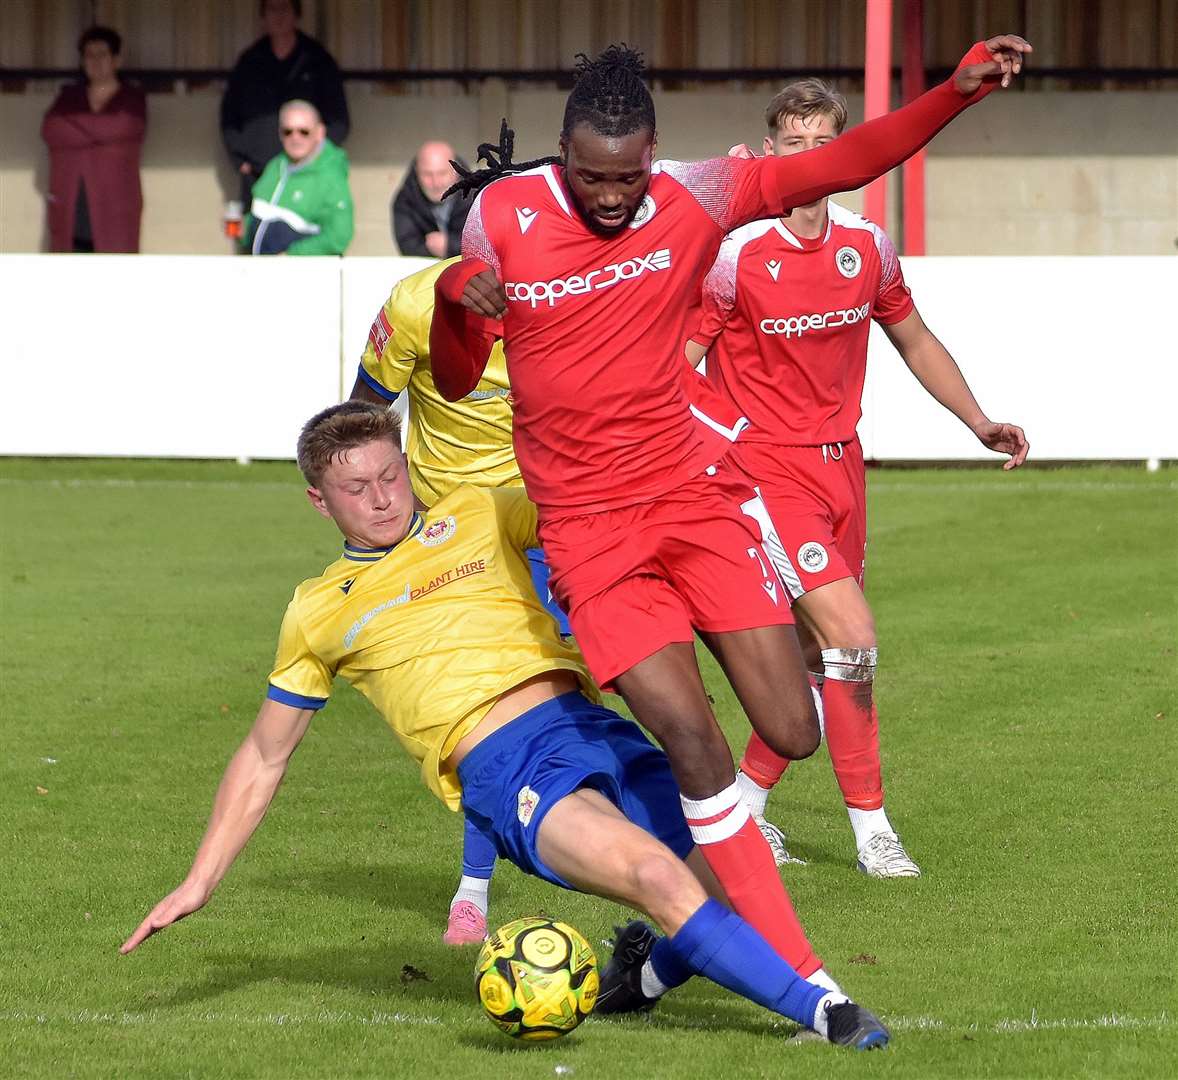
[680, 783, 820, 977]
[822, 677, 884, 811]
[740, 730, 790, 788]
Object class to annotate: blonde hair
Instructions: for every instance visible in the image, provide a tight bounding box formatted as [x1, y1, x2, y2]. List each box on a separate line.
[296, 401, 402, 486]
[764, 78, 848, 135]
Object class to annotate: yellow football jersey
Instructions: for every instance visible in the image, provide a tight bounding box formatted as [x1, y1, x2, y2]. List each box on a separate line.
[358, 257, 518, 505]
[267, 486, 595, 809]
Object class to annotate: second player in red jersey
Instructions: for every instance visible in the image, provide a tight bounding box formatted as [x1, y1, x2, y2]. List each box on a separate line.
[690, 79, 1029, 878]
[430, 39, 1031, 1004]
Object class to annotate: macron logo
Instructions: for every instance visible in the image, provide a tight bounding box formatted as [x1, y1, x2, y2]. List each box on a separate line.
[505, 248, 673, 308]
[515, 207, 539, 234]
[766, 259, 781, 282]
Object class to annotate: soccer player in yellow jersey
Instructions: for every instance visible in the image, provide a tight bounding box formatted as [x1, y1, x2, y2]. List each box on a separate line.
[351, 257, 519, 504]
[351, 256, 571, 944]
[119, 401, 891, 1050]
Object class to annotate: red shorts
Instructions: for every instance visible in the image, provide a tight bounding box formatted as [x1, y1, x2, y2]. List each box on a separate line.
[730, 438, 867, 602]
[537, 460, 793, 691]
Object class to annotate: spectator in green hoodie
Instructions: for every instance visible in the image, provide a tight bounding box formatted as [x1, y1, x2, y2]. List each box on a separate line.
[243, 99, 353, 255]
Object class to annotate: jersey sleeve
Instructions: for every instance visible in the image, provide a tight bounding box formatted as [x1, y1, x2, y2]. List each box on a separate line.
[460, 188, 502, 276]
[266, 598, 332, 710]
[358, 279, 425, 401]
[870, 226, 915, 325]
[690, 236, 741, 348]
[490, 488, 540, 551]
[431, 259, 503, 402]
[657, 156, 765, 236]
[670, 62, 997, 234]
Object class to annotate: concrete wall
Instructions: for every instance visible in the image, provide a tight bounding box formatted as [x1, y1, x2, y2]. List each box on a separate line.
[2, 84, 1175, 256]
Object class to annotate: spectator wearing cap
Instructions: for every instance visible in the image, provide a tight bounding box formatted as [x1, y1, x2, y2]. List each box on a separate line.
[221, 0, 349, 205]
[391, 141, 472, 258]
[242, 99, 353, 256]
[41, 25, 147, 253]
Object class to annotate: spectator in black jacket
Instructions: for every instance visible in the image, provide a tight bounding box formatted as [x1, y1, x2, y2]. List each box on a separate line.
[221, 0, 349, 204]
[391, 141, 472, 258]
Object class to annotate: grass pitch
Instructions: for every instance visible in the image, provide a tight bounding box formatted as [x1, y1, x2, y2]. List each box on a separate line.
[1, 458, 1175, 1078]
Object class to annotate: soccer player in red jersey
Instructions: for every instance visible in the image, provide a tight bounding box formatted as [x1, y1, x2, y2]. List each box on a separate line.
[688, 80, 1029, 878]
[429, 37, 1030, 987]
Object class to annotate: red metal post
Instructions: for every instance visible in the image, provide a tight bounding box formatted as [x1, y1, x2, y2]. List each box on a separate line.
[901, 0, 926, 254]
[863, 0, 893, 229]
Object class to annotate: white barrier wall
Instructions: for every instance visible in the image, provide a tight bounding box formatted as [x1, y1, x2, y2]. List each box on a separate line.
[1, 256, 342, 460]
[862, 257, 1178, 461]
[1, 254, 1174, 462]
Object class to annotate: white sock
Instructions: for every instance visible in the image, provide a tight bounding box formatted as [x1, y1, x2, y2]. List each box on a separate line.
[847, 807, 894, 852]
[806, 967, 847, 1000]
[639, 959, 669, 1000]
[735, 770, 770, 817]
[810, 991, 842, 1038]
[450, 874, 490, 915]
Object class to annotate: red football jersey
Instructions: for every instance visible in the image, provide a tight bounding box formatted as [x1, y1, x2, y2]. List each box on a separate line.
[463, 157, 780, 515]
[694, 203, 914, 446]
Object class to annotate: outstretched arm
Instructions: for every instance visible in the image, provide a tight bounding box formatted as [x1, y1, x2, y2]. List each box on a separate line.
[120, 699, 314, 953]
[883, 307, 1029, 469]
[735, 36, 1032, 227]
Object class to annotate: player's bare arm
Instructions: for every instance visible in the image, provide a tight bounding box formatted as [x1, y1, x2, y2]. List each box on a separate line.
[350, 372, 391, 405]
[882, 308, 1029, 469]
[120, 699, 314, 954]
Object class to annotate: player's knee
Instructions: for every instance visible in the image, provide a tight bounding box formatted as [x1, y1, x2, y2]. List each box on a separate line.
[757, 693, 820, 761]
[658, 714, 731, 774]
[816, 612, 876, 652]
[821, 645, 878, 684]
[781, 718, 821, 760]
[627, 850, 699, 917]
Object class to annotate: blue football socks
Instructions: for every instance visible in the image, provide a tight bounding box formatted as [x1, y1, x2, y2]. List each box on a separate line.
[651, 899, 827, 1028]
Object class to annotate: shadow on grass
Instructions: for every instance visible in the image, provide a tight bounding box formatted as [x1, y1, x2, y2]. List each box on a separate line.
[131, 937, 789, 1041]
[257, 861, 458, 921]
[136, 937, 475, 1012]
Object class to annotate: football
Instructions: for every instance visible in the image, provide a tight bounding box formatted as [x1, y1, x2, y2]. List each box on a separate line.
[474, 917, 599, 1040]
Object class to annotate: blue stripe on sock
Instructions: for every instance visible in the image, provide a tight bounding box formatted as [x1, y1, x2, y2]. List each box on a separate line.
[460, 814, 497, 877]
[662, 899, 827, 1028]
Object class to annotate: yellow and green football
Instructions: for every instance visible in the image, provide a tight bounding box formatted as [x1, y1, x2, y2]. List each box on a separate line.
[474, 917, 599, 1040]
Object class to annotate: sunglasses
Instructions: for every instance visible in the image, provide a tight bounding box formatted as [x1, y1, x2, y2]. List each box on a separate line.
[282, 127, 312, 137]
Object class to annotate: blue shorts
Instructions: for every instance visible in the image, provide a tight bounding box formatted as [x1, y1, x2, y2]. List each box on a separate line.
[526, 546, 571, 637]
[457, 692, 692, 889]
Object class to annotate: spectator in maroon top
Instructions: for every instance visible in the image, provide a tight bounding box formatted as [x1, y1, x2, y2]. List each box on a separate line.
[41, 26, 147, 253]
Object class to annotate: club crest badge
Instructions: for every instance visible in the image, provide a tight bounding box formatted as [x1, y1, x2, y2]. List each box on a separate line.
[416, 515, 456, 547]
[798, 541, 829, 573]
[835, 246, 862, 279]
[628, 194, 657, 229]
[517, 785, 540, 826]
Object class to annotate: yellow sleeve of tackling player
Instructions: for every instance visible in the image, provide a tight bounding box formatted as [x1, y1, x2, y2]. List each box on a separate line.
[358, 266, 448, 400]
[266, 596, 333, 710]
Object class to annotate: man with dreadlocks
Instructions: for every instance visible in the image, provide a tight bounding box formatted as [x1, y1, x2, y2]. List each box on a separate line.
[429, 37, 1030, 1014]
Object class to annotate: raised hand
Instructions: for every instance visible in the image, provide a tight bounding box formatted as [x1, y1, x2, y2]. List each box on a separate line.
[955, 34, 1033, 95]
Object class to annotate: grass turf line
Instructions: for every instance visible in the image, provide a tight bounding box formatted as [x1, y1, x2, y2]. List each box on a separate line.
[1, 459, 1175, 1078]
